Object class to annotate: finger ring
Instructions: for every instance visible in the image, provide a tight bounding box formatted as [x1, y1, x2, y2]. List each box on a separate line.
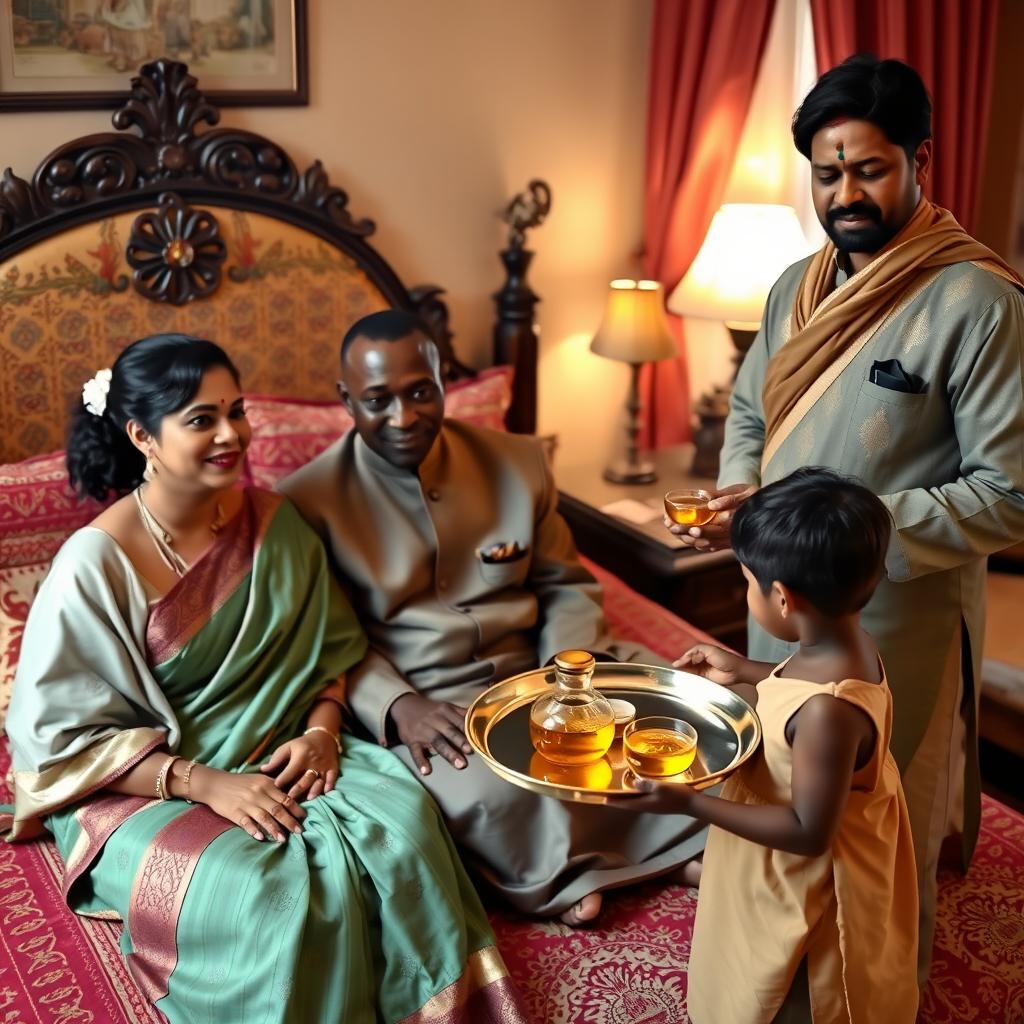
[304, 768, 321, 780]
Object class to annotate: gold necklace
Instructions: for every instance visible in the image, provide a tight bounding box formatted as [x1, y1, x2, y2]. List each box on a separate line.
[134, 487, 226, 578]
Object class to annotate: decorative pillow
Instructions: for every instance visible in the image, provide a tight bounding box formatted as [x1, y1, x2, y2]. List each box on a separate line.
[245, 365, 514, 487]
[243, 395, 355, 489]
[0, 452, 107, 569]
[442, 366, 514, 432]
[0, 562, 48, 727]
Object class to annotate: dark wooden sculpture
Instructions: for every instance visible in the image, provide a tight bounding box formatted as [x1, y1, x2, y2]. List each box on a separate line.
[494, 179, 551, 434]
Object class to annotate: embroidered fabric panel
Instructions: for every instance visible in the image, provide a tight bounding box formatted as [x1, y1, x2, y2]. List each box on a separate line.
[0, 209, 389, 462]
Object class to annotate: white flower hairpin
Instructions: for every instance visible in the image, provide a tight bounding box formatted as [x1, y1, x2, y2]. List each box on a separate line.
[82, 368, 113, 417]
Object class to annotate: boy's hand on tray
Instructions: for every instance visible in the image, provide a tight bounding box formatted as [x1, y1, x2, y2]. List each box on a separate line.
[612, 777, 696, 814]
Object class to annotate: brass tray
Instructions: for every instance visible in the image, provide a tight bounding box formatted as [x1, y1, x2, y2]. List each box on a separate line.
[465, 663, 761, 804]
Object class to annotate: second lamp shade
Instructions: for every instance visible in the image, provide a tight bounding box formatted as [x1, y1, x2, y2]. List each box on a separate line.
[590, 279, 677, 365]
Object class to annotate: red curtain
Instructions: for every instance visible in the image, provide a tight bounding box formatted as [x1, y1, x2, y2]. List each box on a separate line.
[809, 0, 998, 233]
[640, 0, 776, 449]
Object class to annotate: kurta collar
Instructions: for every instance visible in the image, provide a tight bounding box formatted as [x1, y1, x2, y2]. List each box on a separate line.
[832, 249, 851, 287]
[352, 426, 447, 485]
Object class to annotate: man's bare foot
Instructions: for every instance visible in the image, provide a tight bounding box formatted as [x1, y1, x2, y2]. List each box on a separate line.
[559, 891, 602, 926]
[666, 856, 703, 887]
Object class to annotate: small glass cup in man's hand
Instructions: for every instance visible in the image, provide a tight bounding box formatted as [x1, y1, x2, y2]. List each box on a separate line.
[664, 488, 715, 528]
[623, 716, 699, 777]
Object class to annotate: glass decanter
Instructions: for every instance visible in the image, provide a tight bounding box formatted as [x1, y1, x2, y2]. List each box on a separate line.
[528, 650, 615, 766]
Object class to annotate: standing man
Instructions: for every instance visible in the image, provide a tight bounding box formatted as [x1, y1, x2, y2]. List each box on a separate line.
[670, 54, 1024, 977]
[280, 309, 705, 925]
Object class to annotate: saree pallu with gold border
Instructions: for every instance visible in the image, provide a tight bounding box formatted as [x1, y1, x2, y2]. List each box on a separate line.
[3, 489, 524, 1024]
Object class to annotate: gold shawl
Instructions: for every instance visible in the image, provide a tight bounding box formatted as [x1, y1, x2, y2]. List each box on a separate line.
[762, 200, 1024, 450]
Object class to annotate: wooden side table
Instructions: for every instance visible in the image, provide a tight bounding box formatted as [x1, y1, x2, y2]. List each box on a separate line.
[555, 444, 749, 652]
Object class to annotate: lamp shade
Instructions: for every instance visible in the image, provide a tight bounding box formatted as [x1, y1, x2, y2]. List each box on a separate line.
[668, 204, 811, 330]
[590, 279, 677, 364]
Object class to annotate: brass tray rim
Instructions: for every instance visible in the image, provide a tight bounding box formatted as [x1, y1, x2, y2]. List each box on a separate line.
[465, 662, 762, 804]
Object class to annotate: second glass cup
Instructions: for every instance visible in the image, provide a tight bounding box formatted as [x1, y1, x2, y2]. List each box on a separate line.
[623, 716, 699, 777]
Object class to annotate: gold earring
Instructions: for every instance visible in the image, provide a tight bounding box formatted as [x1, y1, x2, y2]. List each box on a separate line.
[143, 455, 155, 482]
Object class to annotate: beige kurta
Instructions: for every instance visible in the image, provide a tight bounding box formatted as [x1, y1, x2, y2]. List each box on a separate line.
[281, 420, 706, 914]
[720, 255, 1024, 973]
[688, 668, 919, 1023]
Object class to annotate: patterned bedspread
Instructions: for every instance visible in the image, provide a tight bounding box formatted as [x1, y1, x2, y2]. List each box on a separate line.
[1, 564, 1021, 1023]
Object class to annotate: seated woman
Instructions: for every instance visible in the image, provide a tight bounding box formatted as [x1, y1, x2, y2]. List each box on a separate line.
[2, 334, 524, 1024]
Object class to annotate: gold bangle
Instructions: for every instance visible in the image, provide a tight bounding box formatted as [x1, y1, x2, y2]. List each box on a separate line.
[182, 760, 197, 804]
[156, 755, 180, 801]
[304, 725, 342, 755]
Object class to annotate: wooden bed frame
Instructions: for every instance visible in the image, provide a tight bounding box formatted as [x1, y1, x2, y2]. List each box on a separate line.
[0, 58, 542, 440]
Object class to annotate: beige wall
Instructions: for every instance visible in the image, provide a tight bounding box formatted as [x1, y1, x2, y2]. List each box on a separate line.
[1, 0, 652, 463]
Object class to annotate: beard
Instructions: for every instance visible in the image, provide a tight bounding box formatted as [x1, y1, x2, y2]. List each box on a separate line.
[824, 201, 899, 254]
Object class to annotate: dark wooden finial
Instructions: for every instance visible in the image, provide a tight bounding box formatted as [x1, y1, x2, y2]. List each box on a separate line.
[495, 180, 552, 432]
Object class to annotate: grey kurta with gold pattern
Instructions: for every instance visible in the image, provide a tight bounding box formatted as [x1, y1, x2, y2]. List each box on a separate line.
[720, 254, 1024, 964]
[281, 420, 705, 914]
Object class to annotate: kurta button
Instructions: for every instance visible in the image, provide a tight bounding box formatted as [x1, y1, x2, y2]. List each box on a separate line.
[438, 579, 449, 591]
[427, 488, 441, 501]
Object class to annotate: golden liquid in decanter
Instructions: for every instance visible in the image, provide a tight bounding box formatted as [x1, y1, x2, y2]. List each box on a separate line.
[529, 751, 614, 790]
[664, 496, 715, 527]
[529, 719, 615, 766]
[624, 727, 698, 777]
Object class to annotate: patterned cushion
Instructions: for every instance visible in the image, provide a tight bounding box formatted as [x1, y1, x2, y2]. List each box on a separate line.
[243, 395, 356, 489]
[444, 366, 514, 431]
[0, 452, 107, 569]
[245, 366, 514, 487]
[0, 562, 47, 727]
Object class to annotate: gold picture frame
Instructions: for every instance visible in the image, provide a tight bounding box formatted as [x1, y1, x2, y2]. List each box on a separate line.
[0, 0, 307, 110]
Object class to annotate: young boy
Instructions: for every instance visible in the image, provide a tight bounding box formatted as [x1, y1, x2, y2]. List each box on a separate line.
[627, 467, 919, 1022]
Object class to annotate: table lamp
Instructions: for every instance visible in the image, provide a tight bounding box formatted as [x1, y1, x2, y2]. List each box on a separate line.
[590, 279, 678, 484]
[668, 203, 810, 478]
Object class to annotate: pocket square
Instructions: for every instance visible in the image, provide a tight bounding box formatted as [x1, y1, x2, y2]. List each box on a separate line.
[869, 358, 927, 394]
[478, 540, 528, 564]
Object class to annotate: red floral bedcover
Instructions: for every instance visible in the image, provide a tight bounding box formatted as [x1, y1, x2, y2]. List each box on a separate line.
[1, 564, 1021, 1023]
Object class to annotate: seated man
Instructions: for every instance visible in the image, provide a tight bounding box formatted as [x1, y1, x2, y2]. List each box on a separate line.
[280, 309, 705, 924]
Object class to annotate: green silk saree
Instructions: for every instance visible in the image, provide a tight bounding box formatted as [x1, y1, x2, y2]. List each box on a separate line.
[4, 489, 524, 1024]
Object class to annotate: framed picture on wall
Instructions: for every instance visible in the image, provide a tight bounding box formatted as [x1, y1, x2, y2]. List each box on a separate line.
[0, 0, 308, 110]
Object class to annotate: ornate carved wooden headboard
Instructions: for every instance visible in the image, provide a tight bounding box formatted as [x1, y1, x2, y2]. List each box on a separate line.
[0, 59, 543, 462]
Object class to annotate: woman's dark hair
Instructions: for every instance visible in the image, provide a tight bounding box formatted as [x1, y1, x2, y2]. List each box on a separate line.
[731, 467, 891, 618]
[67, 333, 241, 501]
[792, 53, 932, 161]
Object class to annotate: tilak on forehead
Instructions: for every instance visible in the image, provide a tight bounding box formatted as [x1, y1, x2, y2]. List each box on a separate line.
[827, 116, 849, 161]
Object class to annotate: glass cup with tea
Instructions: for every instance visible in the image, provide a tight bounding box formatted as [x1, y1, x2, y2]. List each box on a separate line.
[664, 488, 716, 528]
[623, 716, 699, 778]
